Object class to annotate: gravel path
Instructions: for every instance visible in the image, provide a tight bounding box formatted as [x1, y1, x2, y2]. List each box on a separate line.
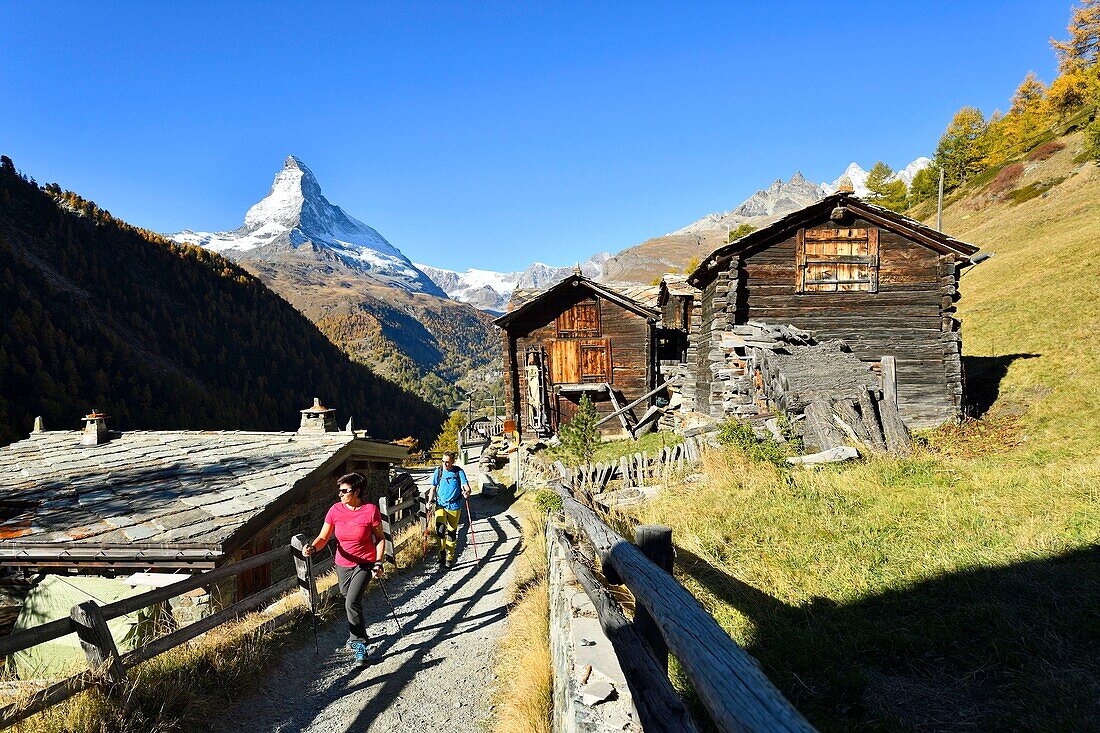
[212, 489, 523, 733]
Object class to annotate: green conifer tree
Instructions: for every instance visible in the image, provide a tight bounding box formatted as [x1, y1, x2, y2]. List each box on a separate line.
[559, 394, 601, 464]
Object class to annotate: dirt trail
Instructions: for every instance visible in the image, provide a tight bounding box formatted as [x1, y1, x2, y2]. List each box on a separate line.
[212, 488, 523, 733]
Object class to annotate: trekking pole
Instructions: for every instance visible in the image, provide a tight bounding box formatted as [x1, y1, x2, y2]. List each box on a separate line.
[375, 574, 405, 638]
[305, 550, 319, 654]
[464, 498, 480, 560]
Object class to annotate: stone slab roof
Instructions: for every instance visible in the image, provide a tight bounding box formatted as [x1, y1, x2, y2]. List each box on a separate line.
[510, 279, 660, 311]
[0, 430, 395, 566]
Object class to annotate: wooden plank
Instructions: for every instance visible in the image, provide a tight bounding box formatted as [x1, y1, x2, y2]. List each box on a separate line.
[832, 399, 876, 450]
[595, 378, 675, 427]
[291, 534, 318, 606]
[98, 545, 291, 621]
[857, 389, 888, 453]
[634, 525, 674, 672]
[0, 616, 76, 658]
[881, 355, 898, 404]
[0, 672, 93, 729]
[804, 400, 845, 452]
[549, 526, 701, 733]
[877, 395, 913, 456]
[554, 486, 816, 733]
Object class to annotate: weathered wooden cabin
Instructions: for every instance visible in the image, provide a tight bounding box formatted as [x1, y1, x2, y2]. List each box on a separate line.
[683, 192, 980, 428]
[495, 275, 667, 438]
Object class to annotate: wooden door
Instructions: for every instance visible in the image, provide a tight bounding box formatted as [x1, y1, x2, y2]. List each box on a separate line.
[549, 340, 580, 384]
[236, 535, 272, 599]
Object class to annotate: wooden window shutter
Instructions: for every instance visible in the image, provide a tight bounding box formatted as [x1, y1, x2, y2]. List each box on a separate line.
[868, 228, 879, 293]
[579, 338, 611, 383]
[557, 298, 601, 337]
[799, 227, 877, 292]
[548, 340, 580, 383]
[796, 228, 806, 292]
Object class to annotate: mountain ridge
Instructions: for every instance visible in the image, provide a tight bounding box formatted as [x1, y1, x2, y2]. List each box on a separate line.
[168, 157, 498, 410]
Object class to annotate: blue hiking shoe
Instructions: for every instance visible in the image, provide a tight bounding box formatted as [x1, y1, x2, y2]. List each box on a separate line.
[352, 641, 370, 666]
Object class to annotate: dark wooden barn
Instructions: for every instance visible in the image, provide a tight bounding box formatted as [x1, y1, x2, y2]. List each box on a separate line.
[495, 275, 666, 438]
[683, 192, 980, 428]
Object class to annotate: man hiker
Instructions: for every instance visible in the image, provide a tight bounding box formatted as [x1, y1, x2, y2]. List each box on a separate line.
[428, 450, 471, 570]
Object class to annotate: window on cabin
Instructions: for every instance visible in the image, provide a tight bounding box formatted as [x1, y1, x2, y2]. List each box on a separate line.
[797, 228, 879, 293]
[556, 298, 601, 337]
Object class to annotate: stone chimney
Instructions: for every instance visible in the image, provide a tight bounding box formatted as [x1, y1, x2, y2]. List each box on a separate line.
[299, 398, 338, 433]
[835, 175, 855, 194]
[81, 410, 109, 446]
[32, 416, 45, 433]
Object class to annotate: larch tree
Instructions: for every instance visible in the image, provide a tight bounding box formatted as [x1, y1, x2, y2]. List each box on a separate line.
[865, 161, 908, 211]
[934, 107, 990, 189]
[1051, 0, 1100, 70]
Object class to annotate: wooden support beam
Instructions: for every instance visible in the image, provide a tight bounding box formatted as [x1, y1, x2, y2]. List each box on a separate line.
[877, 395, 913, 456]
[71, 600, 126, 687]
[291, 534, 318, 605]
[596, 379, 674, 427]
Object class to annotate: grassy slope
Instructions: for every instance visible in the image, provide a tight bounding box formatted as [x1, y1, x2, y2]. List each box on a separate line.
[633, 136, 1100, 731]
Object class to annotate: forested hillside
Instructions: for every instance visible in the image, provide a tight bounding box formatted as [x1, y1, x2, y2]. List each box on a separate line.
[0, 156, 445, 446]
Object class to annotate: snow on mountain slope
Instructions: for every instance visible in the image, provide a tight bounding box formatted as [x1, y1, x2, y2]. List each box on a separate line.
[170, 156, 444, 296]
[418, 254, 610, 313]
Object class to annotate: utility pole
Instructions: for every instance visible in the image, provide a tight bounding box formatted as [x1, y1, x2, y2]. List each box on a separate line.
[936, 167, 945, 231]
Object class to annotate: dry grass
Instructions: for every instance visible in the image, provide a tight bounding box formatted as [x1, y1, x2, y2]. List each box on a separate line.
[491, 493, 552, 733]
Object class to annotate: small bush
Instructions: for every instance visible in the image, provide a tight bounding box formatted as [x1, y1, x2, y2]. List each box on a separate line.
[1007, 177, 1066, 205]
[986, 163, 1024, 198]
[533, 489, 563, 514]
[717, 420, 790, 466]
[1026, 140, 1065, 162]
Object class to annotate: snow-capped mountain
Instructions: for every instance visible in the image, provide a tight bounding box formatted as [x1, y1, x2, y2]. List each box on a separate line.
[417, 254, 610, 313]
[677, 157, 931, 237]
[170, 156, 445, 297]
[822, 157, 932, 197]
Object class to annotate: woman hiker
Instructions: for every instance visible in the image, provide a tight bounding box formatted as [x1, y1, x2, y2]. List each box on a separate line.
[429, 450, 471, 570]
[303, 472, 384, 666]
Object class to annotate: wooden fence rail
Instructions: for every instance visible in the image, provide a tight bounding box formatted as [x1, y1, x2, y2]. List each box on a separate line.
[379, 470, 424, 563]
[0, 537, 331, 729]
[551, 482, 816, 733]
[554, 434, 706, 494]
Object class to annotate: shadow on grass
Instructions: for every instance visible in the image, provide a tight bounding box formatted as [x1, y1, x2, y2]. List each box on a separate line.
[963, 353, 1040, 418]
[674, 545, 1100, 732]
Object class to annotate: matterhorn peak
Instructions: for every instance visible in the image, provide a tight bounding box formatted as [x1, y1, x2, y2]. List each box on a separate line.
[168, 156, 444, 296]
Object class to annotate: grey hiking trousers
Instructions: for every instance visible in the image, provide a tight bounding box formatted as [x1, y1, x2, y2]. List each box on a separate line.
[335, 563, 373, 645]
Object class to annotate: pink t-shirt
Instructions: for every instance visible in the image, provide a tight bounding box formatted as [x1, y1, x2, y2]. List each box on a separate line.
[324, 502, 381, 567]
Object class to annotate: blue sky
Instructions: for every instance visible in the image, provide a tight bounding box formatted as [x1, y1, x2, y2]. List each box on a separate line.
[1, 1, 1069, 272]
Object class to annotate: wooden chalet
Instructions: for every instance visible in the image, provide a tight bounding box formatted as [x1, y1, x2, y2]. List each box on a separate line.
[683, 191, 980, 428]
[496, 274, 677, 438]
[0, 402, 407, 628]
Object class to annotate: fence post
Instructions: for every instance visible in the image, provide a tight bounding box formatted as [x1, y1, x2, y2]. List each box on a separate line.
[377, 495, 395, 564]
[70, 600, 126, 687]
[634, 525, 674, 673]
[291, 534, 317, 606]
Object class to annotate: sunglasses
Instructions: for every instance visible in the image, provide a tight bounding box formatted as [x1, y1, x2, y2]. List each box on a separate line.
[338, 487, 354, 495]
